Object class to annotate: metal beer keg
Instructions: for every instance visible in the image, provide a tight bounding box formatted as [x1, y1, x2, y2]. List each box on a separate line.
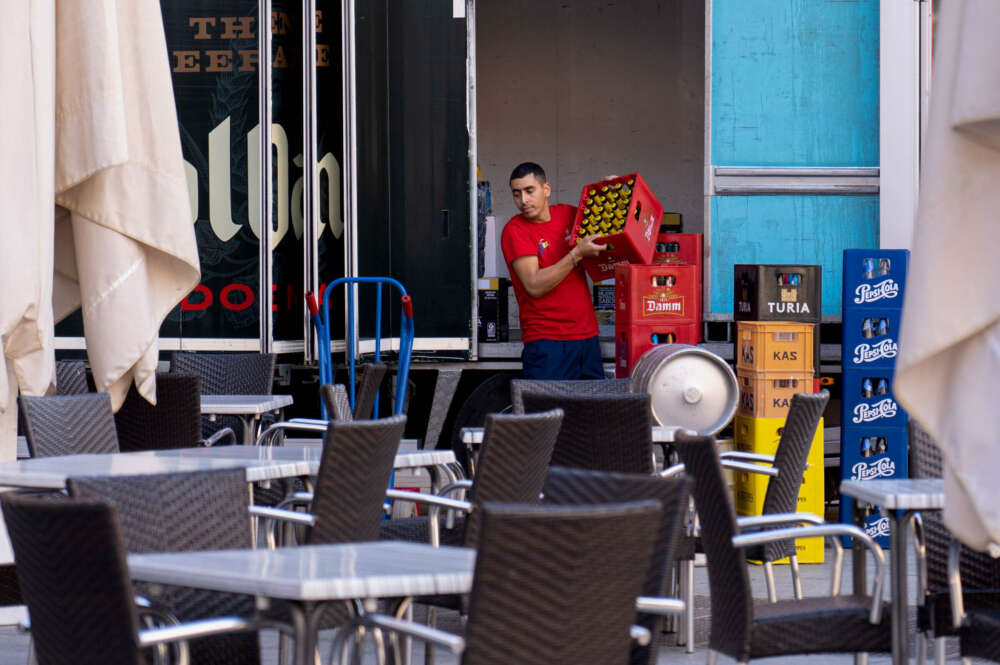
[630, 344, 738, 434]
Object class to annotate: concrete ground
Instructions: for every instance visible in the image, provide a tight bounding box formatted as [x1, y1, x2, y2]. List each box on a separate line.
[0, 540, 981, 665]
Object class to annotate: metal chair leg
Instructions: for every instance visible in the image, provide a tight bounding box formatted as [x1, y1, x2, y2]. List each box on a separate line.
[423, 606, 437, 665]
[916, 632, 927, 665]
[685, 559, 695, 653]
[934, 637, 946, 665]
[789, 554, 803, 600]
[764, 561, 778, 603]
[855, 652, 869, 665]
[706, 649, 718, 665]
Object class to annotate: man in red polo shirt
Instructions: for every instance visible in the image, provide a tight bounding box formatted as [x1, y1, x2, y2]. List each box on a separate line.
[501, 162, 608, 379]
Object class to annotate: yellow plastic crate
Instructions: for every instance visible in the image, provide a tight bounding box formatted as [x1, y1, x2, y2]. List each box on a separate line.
[733, 414, 825, 564]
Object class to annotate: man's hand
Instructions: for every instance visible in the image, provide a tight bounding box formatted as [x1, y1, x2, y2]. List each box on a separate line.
[575, 234, 608, 259]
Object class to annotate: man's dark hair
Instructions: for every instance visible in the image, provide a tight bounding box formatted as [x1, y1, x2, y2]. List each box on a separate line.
[510, 162, 546, 183]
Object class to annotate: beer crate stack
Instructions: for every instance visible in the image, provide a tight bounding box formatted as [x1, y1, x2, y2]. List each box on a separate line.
[733, 264, 824, 563]
[840, 250, 910, 547]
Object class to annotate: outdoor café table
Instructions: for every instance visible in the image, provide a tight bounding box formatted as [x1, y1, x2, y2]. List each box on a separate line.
[839, 477, 945, 665]
[201, 394, 295, 444]
[128, 541, 475, 665]
[460, 424, 681, 445]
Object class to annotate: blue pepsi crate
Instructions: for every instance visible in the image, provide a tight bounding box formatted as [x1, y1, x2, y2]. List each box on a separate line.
[841, 368, 908, 428]
[842, 249, 909, 312]
[842, 307, 903, 369]
[839, 424, 908, 482]
[839, 497, 892, 548]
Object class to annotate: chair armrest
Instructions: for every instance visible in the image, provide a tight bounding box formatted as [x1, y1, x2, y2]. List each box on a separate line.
[736, 512, 825, 531]
[721, 460, 779, 477]
[719, 451, 776, 465]
[254, 421, 327, 446]
[949, 537, 965, 629]
[437, 480, 474, 497]
[354, 613, 466, 655]
[137, 615, 264, 648]
[286, 418, 328, 426]
[636, 596, 685, 616]
[249, 505, 316, 527]
[733, 523, 887, 624]
[275, 492, 315, 511]
[660, 463, 686, 479]
[385, 490, 471, 547]
[630, 625, 651, 646]
[203, 427, 237, 447]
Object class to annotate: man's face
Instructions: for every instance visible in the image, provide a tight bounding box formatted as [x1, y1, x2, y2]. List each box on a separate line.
[510, 174, 551, 221]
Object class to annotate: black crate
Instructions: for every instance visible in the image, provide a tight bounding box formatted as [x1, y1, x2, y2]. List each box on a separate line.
[733, 264, 822, 323]
[477, 278, 510, 343]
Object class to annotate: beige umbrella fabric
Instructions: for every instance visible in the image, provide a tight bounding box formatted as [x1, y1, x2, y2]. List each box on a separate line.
[895, 0, 1000, 551]
[0, 0, 199, 459]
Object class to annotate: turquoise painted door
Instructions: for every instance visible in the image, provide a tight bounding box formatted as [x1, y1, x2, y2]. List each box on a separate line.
[709, 0, 880, 318]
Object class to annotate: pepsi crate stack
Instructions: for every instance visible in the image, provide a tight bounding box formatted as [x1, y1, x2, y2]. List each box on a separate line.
[840, 249, 910, 547]
[733, 264, 824, 563]
[612, 233, 703, 378]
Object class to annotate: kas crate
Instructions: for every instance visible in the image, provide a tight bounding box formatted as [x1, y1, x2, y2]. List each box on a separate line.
[733, 264, 822, 323]
[842, 249, 909, 311]
[734, 414, 824, 563]
[841, 368, 908, 429]
[842, 307, 903, 369]
[736, 321, 815, 374]
[737, 369, 815, 418]
[614, 264, 701, 326]
[614, 322, 701, 378]
[652, 233, 703, 266]
[572, 173, 664, 281]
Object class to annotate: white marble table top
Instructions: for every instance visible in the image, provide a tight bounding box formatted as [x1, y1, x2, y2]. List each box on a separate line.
[461, 424, 680, 444]
[128, 541, 475, 601]
[200, 394, 294, 415]
[153, 444, 457, 473]
[839, 478, 945, 510]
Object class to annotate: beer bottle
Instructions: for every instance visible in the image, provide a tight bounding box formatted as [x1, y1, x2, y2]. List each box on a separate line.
[665, 332, 676, 343]
[877, 318, 889, 337]
[626, 178, 635, 187]
[878, 258, 891, 276]
[612, 181, 623, 190]
[862, 378, 874, 398]
[588, 189, 598, 197]
[863, 258, 876, 279]
[621, 184, 632, 196]
[862, 319, 875, 339]
[876, 378, 889, 395]
[607, 191, 619, 202]
[860, 437, 874, 458]
[876, 437, 888, 455]
[600, 185, 610, 194]
[665, 275, 676, 287]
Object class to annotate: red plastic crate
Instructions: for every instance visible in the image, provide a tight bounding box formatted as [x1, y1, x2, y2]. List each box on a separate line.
[614, 264, 702, 326]
[652, 233, 703, 267]
[571, 173, 664, 281]
[614, 322, 701, 378]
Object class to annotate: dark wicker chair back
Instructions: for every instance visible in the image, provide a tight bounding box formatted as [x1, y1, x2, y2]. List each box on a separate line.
[463, 501, 662, 665]
[521, 392, 653, 474]
[114, 374, 202, 452]
[19, 393, 119, 457]
[757, 389, 829, 563]
[308, 414, 407, 544]
[673, 432, 754, 657]
[353, 362, 388, 419]
[55, 360, 89, 395]
[510, 378, 629, 414]
[66, 468, 257, 665]
[461, 409, 563, 546]
[1, 492, 143, 665]
[909, 419, 943, 479]
[170, 352, 276, 440]
[542, 466, 692, 665]
[320, 384, 354, 421]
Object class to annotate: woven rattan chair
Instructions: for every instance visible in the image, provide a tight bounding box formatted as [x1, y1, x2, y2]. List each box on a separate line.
[673, 431, 892, 664]
[114, 373, 234, 451]
[344, 500, 664, 665]
[66, 468, 261, 665]
[521, 391, 654, 474]
[510, 378, 629, 414]
[55, 360, 89, 395]
[18, 393, 119, 457]
[170, 352, 276, 442]
[910, 419, 1000, 665]
[724, 390, 830, 602]
[1, 491, 265, 665]
[318, 362, 389, 422]
[542, 466, 691, 665]
[947, 535, 1000, 664]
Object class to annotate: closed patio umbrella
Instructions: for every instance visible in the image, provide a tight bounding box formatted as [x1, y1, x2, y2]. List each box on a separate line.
[895, 0, 1000, 550]
[0, 0, 199, 459]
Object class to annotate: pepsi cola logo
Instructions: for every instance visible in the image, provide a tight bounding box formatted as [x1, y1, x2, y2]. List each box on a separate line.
[852, 398, 898, 423]
[851, 457, 896, 481]
[854, 279, 900, 305]
[865, 516, 891, 538]
[853, 339, 898, 364]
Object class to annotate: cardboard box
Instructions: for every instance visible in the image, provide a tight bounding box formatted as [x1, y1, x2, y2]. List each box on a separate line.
[736, 321, 815, 373]
[571, 173, 664, 281]
[614, 264, 701, 326]
[737, 369, 815, 418]
[734, 414, 825, 563]
[477, 278, 510, 343]
[734, 264, 822, 323]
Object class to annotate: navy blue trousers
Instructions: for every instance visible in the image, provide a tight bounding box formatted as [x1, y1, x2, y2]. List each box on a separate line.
[521, 336, 605, 380]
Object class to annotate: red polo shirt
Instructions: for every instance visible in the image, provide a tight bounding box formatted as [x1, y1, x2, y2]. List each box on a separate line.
[501, 204, 599, 343]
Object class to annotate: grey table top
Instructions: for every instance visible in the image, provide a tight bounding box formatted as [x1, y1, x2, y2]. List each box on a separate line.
[839, 478, 945, 510]
[128, 541, 475, 601]
[200, 394, 294, 415]
[461, 424, 681, 444]
[0, 446, 456, 490]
